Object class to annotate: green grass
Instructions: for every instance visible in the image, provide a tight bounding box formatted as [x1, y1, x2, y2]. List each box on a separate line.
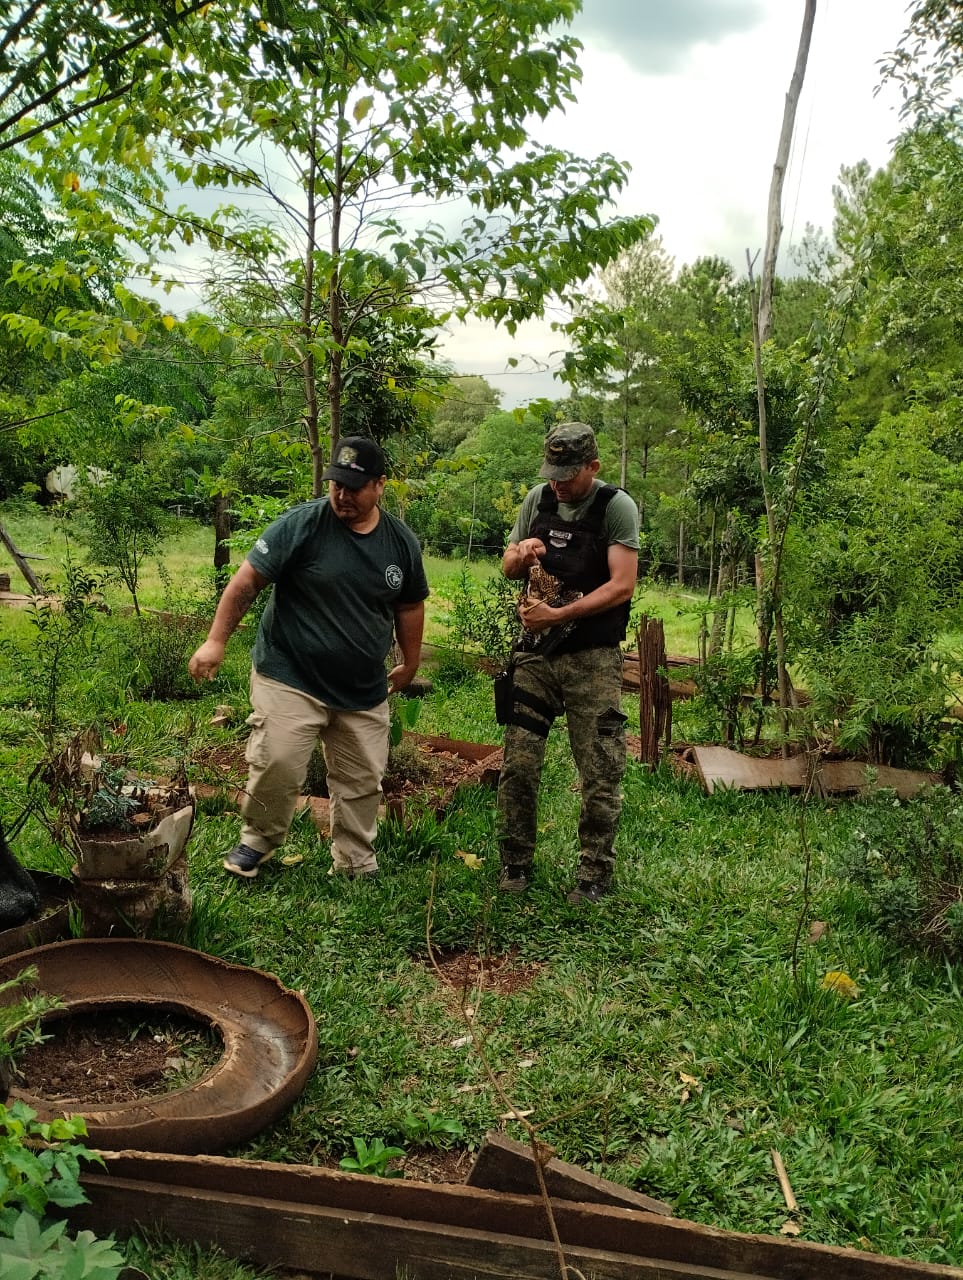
[3, 504, 963, 1274]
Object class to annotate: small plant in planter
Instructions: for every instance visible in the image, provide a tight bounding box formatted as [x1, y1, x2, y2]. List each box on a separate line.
[37, 729, 194, 875]
[32, 730, 195, 936]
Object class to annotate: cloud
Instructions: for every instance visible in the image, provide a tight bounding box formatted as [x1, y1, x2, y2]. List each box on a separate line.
[572, 0, 766, 73]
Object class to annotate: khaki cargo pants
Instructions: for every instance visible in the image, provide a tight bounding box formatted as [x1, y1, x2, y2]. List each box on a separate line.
[240, 669, 390, 875]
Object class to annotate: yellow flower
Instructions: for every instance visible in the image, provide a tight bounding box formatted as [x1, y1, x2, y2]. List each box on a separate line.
[821, 970, 859, 999]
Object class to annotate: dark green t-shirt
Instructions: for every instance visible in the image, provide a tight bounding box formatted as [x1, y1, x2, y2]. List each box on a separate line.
[247, 498, 429, 710]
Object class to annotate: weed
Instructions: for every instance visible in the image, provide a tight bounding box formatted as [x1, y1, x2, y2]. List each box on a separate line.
[127, 566, 210, 701]
[399, 1108, 466, 1149]
[390, 694, 423, 747]
[0, 977, 125, 1278]
[339, 1135, 406, 1177]
[834, 785, 963, 955]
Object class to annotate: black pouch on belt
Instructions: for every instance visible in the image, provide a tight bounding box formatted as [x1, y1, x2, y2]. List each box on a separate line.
[493, 662, 515, 726]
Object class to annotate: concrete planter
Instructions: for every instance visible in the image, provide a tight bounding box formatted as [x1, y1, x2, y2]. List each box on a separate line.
[71, 792, 195, 938]
[73, 799, 195, 882]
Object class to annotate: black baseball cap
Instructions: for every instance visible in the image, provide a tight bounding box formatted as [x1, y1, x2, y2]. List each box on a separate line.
[321, 436, 387, 489]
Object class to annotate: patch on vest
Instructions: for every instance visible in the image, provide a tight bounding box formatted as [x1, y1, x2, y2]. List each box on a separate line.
[385, 564, 403, 589]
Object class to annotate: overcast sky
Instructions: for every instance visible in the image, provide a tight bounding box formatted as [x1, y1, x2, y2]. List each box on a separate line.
[444, 0, 912, 408]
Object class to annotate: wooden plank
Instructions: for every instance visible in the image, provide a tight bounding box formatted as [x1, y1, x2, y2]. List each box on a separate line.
[0, 520, 43, 593]
[691, 746, 807, 794]
[819, 761, 939, 801]
[467, 1131, 673, 1217]
[691, 747, 939, 799]
[78, 1153, 963, 1280]
[69, 1175, 757, 1280]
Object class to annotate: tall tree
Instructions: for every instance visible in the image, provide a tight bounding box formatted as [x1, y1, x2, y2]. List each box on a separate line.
[558, 236, 680, 496]
[159, 0, 652, 494]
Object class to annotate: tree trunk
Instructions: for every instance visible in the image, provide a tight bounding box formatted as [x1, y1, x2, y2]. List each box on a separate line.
[324, 95, 348, 495]
[301, 114, 324, 498]
[750, 0, 816, 744]
[619, 374, 629, 490]
[676, 518, 685, 588]
[213, 495, 231, 591]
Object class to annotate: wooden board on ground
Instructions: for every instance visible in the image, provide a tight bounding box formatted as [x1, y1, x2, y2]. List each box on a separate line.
[622, 653, 699, 699]
[691, 745, 939, 799]
[0, 589, 38, 608]
[68, 1150, 963, 1280]
[691, 746, 807, 793]
[819, 760, 940, 800]
[467, 1131, 672, 1217]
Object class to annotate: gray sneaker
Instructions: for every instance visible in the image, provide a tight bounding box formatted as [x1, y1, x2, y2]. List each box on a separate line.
[223, 843, 274, 879]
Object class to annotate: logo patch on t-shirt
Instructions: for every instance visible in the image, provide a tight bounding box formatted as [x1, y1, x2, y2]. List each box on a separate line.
[255, 538, 269, 554]
[385, 564, 403, 589]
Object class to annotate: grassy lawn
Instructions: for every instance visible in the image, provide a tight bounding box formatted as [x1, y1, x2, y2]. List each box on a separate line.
[2, 505, 962, 1275]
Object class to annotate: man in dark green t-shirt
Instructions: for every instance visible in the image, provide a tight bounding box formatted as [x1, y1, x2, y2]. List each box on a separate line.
[189, 437, 429, 880]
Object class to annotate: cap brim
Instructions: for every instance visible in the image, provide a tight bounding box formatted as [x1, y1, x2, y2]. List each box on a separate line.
[321, 466, 371, 490]
[539, 461, 582, 481]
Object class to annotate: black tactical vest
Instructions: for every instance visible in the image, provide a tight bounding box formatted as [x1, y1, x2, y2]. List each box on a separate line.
[527, 483, 630, 653]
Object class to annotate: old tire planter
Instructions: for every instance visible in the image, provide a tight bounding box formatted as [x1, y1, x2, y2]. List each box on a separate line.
[0, 938, 317, 1154]
[0, 872, 73, 957]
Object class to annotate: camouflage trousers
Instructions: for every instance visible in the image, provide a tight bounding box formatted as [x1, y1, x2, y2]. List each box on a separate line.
[496, 646, 627, 886]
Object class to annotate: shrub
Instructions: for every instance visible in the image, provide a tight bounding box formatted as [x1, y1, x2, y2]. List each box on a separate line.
[122, 565, 213, 702]
[437, 565, 519, 669]
[834, 785, 963, 955]
[687, 648, 762, 747]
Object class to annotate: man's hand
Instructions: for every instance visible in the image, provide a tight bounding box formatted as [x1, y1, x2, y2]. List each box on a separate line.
[519, 597, 561, 633]
[188, 639, 227, 682]
[503, 536, 547, 579]
[387, 661, 419, 694]
[517, 537, 546, 568]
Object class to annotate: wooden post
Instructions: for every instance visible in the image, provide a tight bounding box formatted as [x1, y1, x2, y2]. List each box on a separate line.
[0, 520, 43, 593]
[636, 615, 671, 767]
[212, 495, 232, 590]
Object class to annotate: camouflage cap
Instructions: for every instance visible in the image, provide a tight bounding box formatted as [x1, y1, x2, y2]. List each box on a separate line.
[539, 422, 599, 481]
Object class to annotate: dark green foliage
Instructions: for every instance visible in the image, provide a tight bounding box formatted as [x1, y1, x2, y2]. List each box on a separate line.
[688, 648, 762, 747]
[303, 742, 327, 797]
[438, 564, 519, 669]
[834, 785, 963, 955]
[127, 570, 212, 702]
[74, 467, 173, 617]
[785, 408, 963, 766]
[398, 1107, 465, 1148]
[81, 761, 142, 831]
[129, 608, 207, 702]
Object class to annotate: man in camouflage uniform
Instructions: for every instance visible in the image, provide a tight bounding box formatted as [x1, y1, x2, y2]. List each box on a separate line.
[497, 423, 640, 905]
